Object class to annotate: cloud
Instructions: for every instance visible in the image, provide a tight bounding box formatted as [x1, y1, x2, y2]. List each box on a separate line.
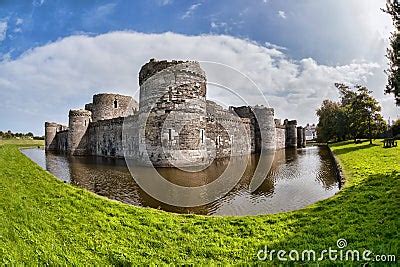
[83, 3, 117, 26]
[278, 10, 286, 19]
[210, 21, 229, 33]
[0, 20, 8, 42]
[265, 41, 286, 51]
[181, 3, 202, 19]
[157, 0, 173, 6]
[93, 3, 117, 18]
[16, 18, 23, 26]
[33, 0, 45, 7]
[0, 31, 384, 135]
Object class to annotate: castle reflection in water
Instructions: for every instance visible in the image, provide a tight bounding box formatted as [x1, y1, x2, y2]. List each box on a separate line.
[22, 145, 339, 216]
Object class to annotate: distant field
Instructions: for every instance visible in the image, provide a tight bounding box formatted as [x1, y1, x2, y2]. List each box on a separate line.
[0, 139, 44, 146]
[0, 140, 398, 264]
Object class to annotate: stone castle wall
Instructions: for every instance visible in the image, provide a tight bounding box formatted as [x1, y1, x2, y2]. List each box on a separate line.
[45, 59, 305, 166]
[274, 119, 286, 149]
[87, 117, 125, 157]
[206, 101, 251, 159]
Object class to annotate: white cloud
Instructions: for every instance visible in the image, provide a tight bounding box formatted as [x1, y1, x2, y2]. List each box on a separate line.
[16, 18, 23, 26]
[0, 20, 8, 42]
[157, 0, 173, 6]
[278, 10, 286, 19]
[33, 0, 45, 7]
[92, 3, 116, 18]
[83, 3, 116, 26]
[210, 21, 229, 32]
[0, 31, 390, 135]
[265, 41, 286, 51]
[181, 3, 202, 19]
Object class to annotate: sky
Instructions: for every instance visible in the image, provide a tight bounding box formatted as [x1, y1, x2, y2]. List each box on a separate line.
[0, 0, 398, 135]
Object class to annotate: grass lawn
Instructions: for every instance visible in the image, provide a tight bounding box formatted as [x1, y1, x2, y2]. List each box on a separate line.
[0, 139, 44, 146]
[0, 139, 398, 264]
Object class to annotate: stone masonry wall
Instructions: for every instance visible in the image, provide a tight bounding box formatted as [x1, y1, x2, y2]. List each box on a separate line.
[91, 93, 138, 122]
[47, 59, 305, 166]
[138, 60, 208, 167]
[67, 109, 91, 155]
[275, 127, 286, 149]
[56, 130, 68, 152]
[206, 101, 251, 159]
[87, 117, 125, 157]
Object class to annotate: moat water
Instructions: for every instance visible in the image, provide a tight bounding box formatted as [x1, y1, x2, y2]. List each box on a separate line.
[21, 146, 340, 216]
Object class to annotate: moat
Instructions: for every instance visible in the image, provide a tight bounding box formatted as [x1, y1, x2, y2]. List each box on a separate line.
[22, 146, 340, 216]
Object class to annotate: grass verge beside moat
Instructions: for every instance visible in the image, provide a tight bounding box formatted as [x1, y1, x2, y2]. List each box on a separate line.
[0, 139, 399, 264]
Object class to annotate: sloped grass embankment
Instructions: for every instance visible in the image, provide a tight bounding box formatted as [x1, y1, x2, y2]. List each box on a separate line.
[0, 140, 398, 264]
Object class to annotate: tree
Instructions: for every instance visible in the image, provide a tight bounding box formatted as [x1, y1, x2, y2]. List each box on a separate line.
[316, 100, 347, 142]
[392, 118, 400, 137]
[335, 83, 386, 143]
[382, 0, 400, 105]
[316, 83, 386, 143]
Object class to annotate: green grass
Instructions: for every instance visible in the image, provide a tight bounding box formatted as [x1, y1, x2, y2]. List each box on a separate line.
[0, 139, 398, 264]
[0, 139, 44, 146]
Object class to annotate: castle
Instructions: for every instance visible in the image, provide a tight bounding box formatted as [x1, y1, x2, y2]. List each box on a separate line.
[45, 59, 306, 167]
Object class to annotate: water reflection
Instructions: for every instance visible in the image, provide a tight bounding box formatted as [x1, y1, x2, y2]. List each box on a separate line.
[21, 146, 339, 216]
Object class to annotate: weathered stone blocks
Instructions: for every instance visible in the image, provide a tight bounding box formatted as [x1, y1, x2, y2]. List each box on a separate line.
[45, 58, 306, 167]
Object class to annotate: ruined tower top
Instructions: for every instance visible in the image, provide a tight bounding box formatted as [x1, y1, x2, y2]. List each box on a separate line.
[139, 58, 193, 85]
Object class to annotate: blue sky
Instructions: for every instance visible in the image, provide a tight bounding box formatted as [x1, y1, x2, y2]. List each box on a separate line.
[0, 0, 398, 135]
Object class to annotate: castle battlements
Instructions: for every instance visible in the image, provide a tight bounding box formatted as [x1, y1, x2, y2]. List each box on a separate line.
[45, 59, 305, 167]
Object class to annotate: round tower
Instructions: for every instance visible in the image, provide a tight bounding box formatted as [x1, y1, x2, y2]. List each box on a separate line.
[67, 109, 91, 155]
[91, 93, 138, 122]
[253, 106, 276, 151]
[285, 119, 297, 148]
[44, 122, 59, 151]
[138, 59, 208, 167]
[297, 126, 304, 147]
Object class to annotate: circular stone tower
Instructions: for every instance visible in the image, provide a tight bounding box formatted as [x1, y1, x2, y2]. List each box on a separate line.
[44, 122, 60, 151]
[284, 119, 297, 148]
[67, 109, 91, 155]
[253, 106, 276, 151]
[91, 93, 138, 122]
[138, 59, 208, 167]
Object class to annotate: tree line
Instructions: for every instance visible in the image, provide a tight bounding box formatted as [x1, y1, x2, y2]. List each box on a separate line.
[0, 130, 43, 140]
[316, 83, 399, 143]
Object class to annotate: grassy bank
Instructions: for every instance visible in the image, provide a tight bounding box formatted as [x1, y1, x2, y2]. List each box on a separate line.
[0, 140, 398, 264]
